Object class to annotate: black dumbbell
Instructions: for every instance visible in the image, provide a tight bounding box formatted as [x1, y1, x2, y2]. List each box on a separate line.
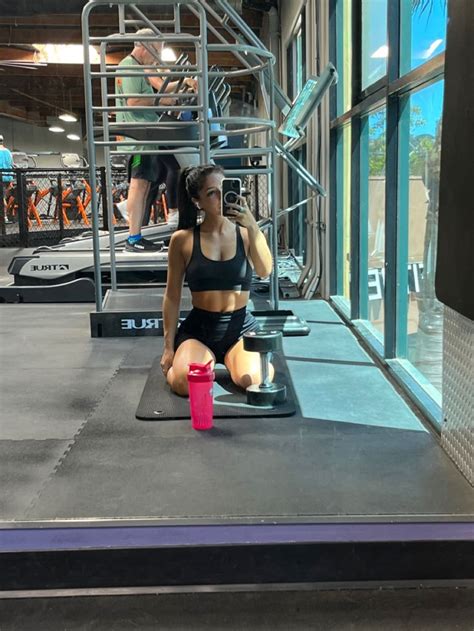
[243, 330, 287, 406]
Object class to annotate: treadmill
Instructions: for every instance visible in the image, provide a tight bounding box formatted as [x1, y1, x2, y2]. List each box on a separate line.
[1, 153, 175, 302]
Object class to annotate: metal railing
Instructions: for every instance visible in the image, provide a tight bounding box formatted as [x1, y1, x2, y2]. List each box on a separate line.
[82, 0, 279, 311]
[0, 167, 128, 247]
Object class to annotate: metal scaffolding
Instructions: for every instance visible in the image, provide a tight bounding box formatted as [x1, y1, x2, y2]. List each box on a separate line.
[81, 0, 336, 324]
[81, 0, 278, 312]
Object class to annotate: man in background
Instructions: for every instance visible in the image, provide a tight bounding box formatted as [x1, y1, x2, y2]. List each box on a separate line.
[0, 134, 14, 224]
[115, 28, 197, 252]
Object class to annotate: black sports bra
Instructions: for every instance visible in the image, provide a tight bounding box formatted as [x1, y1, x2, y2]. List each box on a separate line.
[185, 225, 253, 292]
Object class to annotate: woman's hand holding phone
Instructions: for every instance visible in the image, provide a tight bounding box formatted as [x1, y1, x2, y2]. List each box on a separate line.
[224, 195, 258, 231]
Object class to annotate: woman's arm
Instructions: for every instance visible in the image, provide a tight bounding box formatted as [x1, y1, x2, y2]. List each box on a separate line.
[245, 224, 273, 278]
[225, 196, 273, 278]
[161, 231, 187, 372]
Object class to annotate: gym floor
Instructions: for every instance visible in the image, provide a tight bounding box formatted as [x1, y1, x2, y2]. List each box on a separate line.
[1, 246, 473, 524]
[1, 587, 474, 630]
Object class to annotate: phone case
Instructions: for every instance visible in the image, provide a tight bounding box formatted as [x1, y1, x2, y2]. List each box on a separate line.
[221, 178, 242, 216]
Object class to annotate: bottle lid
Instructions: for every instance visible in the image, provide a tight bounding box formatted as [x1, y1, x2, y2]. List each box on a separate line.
[187, 372, 214, 383]
[187, 360, 214, 382]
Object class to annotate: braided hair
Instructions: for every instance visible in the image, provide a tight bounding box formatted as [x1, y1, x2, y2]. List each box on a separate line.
[177, 164, 224, 230]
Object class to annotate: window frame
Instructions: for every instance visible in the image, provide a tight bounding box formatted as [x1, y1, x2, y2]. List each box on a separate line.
[330, 0, 446, 427]
[285, 10, 308, 260]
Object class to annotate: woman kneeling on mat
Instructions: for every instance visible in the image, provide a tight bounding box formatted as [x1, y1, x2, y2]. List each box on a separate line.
[160, 164, 274, 396]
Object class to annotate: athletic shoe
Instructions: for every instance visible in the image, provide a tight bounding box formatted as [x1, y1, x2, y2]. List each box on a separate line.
[124, 237, 162, 252]
[116, 199, 128, 221]
[167, 210, 179, 228]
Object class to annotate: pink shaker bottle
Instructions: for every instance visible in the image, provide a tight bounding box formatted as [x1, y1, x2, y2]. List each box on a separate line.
[187, 360, 215, 430]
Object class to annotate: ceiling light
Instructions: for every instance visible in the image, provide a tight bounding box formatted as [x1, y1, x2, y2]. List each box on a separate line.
[49, 126, 64, 133]
[59, 113, 78, 122]
[33, 43, 100, 64]
[67, 134, 81, 141]
[161, 47, 177, 62]
[371, 45, 389, 59]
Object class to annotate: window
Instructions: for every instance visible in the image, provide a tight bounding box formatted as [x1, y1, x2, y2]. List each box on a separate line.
[331, 0, 447, 419]
[336, 0, 352, 116]
[286, 12, 307, 261]
[336, 124, 351, 302]
[397, 80, 444, 394]
[361, 0, 388, 89]
[286, 15, 305, 101]
[400, 0, 447, 75]
[288, 147, 307, 258]
[360, 107, 386, 339]
[296, 24, 304, 95]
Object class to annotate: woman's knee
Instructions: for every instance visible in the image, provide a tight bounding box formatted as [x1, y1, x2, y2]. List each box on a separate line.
[229, 365, 271, 389]
[167, 366, 189, 396]
[229, 360, 275, 390]
[167, 339, 215, 396]
[234, 366, 257, 389]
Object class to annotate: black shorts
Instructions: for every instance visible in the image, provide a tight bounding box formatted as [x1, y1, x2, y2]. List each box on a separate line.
[128, 154, 162, 182]
[174, 306, 260, 364]
[128, 154, 180, 207]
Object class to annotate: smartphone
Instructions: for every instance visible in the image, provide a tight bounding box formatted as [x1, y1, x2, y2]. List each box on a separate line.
[221, 177, 242, 216]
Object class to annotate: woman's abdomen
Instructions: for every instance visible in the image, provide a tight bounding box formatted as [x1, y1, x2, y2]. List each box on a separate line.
[191, 290, 250, 313]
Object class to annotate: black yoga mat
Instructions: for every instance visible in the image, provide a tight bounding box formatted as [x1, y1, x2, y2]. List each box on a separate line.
[136, 354, 297, 420]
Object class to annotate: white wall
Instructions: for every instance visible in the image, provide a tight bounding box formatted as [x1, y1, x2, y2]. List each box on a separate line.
[0, 116, 86, 167]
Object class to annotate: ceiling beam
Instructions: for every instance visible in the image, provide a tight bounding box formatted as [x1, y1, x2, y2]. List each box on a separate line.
[0, 48, 253, 73]
[0, 1, 263, 129]
[0, 9, 262, 45]
[0, 28, 249, 46]
[0, 11, 261, 27]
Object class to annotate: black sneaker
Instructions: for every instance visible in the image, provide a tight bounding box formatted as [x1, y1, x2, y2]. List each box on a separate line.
[124, 237, 162, 252]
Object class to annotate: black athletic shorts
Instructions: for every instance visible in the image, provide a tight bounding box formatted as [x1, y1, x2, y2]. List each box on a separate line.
[128, 154, 180, 207]
[128, 154, 161, 182]
[174, 306, 260, 364]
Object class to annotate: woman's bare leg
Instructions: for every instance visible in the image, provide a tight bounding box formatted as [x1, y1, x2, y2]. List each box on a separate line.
[127, 178, 151, 237]
[167, 339, 215, 396]
[224, 338, 274, 390]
